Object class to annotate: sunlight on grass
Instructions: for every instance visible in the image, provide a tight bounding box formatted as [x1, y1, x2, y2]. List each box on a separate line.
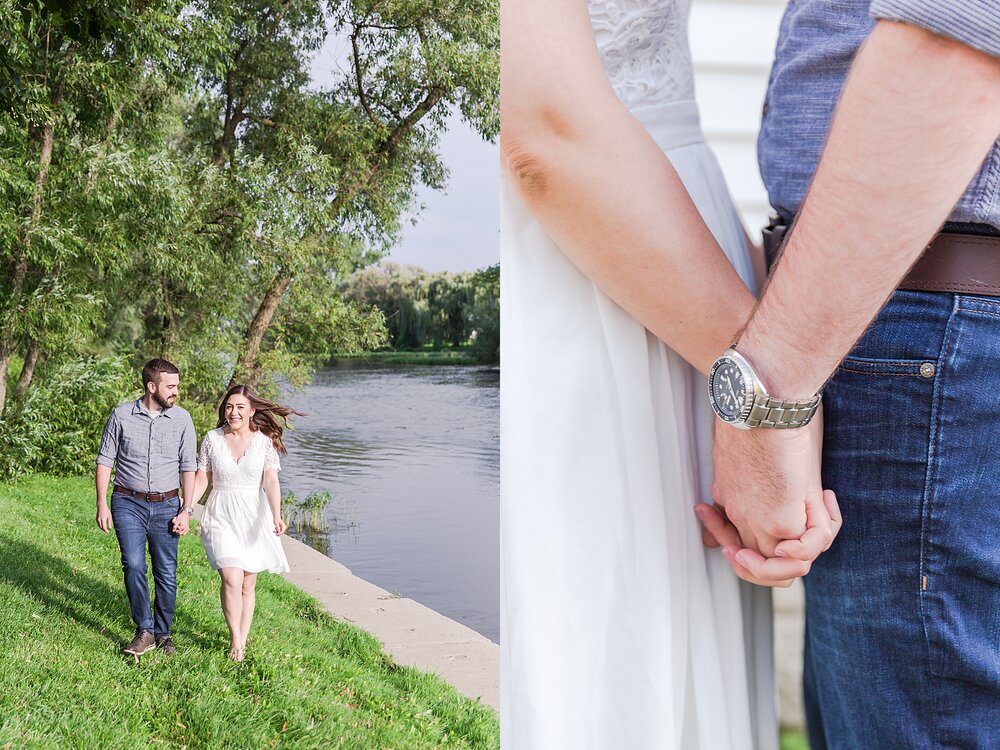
[0, 476, 498, 749]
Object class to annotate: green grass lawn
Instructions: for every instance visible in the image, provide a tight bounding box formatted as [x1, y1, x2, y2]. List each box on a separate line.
[781, 729, 810, 750]
[0, 476, 499, 749]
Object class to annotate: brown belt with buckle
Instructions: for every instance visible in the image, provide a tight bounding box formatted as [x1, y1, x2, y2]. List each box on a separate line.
[113, 484, 180, 502]
[762, 222, 1000, 296]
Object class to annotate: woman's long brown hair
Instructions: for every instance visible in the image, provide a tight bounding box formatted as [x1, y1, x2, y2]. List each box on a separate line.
[217, 385, 304, 455]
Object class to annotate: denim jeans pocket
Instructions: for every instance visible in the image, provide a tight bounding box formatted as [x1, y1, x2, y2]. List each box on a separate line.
[919, 296, 1000, 689]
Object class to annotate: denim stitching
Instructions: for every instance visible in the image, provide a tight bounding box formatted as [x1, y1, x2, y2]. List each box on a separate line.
[918, 294, 960, 683]
[956, 306, 1000, 319]
[835, 367, 924, 378]
[840, 358, 924, 367]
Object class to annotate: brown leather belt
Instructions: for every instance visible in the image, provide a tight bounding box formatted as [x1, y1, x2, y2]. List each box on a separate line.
[762, 222, 1000, 297]
[113, 484, 179, 502]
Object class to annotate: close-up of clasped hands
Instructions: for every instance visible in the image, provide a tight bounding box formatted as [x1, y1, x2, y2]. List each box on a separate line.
[500, 1, 1000, 749]
[2, 1, 999, 748]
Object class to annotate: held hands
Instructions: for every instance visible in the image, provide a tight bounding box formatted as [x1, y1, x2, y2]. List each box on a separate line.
[172, 512, 191, 536]
[700, 409, 842, 585]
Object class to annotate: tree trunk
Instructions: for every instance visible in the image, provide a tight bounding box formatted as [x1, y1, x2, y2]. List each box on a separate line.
[230, 273, 293, 389]
[15, 340, 41, 398]
[162, 312, 180, 358]
[0, 120, 54, 418]
[0, 341, 14, 417]
[160, 285, 180, 358]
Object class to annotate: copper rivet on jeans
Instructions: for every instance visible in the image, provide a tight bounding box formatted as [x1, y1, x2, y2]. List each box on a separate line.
[919, 362, 935, 378]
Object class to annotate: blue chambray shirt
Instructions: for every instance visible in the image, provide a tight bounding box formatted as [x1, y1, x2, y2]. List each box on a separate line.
[96, 399, 198, 493]
[758, 0, 1000, 228]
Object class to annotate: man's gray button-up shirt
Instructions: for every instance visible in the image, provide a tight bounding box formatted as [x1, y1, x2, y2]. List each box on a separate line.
[758, 0, 1000, 228]
[96, 399, 197, 493]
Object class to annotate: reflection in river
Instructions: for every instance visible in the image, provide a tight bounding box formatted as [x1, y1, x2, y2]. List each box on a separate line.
[280, 362, 499, 643]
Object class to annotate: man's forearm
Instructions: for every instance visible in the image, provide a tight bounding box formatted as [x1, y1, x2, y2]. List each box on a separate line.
[180, 471, 195, 510]
[96, 464, 112, 506]
[740, 21, 1000, 395]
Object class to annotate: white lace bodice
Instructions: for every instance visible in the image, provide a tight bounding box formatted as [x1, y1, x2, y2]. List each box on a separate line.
[588, 0, 695, 110]
[198, 428, 281, 489]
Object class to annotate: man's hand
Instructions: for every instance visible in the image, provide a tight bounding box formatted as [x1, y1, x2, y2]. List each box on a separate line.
[172, 512, 190, 536]
[96, 502, 113, 533]
[711, 414, 823, 557]
[698, 487, 841, 585]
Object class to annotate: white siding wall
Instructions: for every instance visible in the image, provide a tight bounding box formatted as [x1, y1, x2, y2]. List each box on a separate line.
[690, 0, 786, 237]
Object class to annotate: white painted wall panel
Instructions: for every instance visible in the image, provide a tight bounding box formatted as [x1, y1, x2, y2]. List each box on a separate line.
[690, 0, 785, 236]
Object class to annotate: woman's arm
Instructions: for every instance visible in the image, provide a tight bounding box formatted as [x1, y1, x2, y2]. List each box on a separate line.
[192, 469, 211, 506]
[501, 0, 756, 374]
[262, 469, 286, 535]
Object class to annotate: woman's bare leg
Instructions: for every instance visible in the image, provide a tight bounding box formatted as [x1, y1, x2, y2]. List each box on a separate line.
[238, 571, 257, 650]
[219, 567, 245, 657]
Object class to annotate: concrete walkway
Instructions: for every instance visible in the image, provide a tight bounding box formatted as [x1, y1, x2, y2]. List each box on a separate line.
[278, 535, 500, 710]
[193, 505, 499, 710]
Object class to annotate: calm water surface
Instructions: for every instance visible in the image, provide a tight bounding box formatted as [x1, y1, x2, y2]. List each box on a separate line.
[280, 362, 499, 643]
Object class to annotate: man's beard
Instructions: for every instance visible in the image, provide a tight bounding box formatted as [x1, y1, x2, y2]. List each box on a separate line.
[152, 391, 176, 410]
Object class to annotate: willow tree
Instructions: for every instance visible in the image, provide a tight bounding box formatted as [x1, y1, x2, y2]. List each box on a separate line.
[188, 0, 498, 389]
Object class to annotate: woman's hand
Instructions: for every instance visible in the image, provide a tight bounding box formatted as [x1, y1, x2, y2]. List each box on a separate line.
[274, 516, 287, 536]
[695, 487, 842, 587]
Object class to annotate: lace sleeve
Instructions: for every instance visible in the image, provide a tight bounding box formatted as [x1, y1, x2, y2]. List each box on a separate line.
[197, 432, 211, 473]
[263, 438, 281, 473]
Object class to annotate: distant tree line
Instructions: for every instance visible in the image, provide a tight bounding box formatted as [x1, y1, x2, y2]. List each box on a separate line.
[0, 0, 497, 479]
[339, 262, 499, 363]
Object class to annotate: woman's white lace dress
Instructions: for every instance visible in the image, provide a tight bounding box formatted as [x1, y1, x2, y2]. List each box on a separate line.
[198, 428, 290, 574]
[501, 1, 778, 748]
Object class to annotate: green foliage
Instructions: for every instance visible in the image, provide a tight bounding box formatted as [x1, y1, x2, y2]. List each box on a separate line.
[339, 261, 499, 363]
[282, 489, 333, 532]
[0, 355, 137, 480]
[468, 264, 499, 364]
[0, 475, 500, 748]
[0, 0, 498, 465]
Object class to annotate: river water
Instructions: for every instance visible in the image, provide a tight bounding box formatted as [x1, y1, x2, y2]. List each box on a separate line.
[280, 362, 500, 643]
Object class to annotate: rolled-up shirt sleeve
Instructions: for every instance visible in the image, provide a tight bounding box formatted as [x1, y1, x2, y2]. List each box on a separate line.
[178, 417, 197, 473]
[96, 411, 120, 468]
[871, 0, 1000, 58]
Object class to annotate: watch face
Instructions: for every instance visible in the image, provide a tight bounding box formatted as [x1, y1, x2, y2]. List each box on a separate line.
[710, 357, 749, 421]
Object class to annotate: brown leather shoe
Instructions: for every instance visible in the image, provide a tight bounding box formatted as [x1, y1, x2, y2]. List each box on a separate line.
[156, 636, 176, 655]
[123, 629, 156, 656]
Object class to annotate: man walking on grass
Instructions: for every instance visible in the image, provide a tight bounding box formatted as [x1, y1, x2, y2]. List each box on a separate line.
[95, 358, 197, 657]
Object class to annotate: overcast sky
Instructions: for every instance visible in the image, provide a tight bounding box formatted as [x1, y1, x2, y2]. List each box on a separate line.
[310, 33, 499, 274]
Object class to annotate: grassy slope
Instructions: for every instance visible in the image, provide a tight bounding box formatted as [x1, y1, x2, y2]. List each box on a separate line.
[0, 476, 498, 750]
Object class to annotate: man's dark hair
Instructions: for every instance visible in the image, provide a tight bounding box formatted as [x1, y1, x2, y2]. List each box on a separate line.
[141, 358, 180, 388]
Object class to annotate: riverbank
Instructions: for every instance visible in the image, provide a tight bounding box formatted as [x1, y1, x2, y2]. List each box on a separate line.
[330, 350, 481, 366]
[0, 476, 499, 749]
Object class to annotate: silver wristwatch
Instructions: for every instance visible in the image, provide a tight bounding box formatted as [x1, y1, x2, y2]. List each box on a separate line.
[708, 347, 820, 429]
[183, 505, 195, 516]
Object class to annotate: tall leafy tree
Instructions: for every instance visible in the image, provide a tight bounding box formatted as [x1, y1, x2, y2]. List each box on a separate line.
[0, 0, 195, 415]
[185, 0, 497, 389]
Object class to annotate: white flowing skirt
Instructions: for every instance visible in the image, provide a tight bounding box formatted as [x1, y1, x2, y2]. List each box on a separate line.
[201, 485, 290, 574]
[500, 100, 777, 750]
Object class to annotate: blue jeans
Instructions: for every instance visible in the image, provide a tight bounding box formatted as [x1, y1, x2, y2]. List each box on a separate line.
[110, 492, 180, 638]
[805, 291, 1000, 749]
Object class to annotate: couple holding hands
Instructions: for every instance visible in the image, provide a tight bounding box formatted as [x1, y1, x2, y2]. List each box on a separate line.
[95, 358, 298, 662]
[501, 0, 1000, 748]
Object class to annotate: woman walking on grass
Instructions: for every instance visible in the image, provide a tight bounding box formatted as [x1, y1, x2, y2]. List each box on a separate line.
[192, 385, 301, 660]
